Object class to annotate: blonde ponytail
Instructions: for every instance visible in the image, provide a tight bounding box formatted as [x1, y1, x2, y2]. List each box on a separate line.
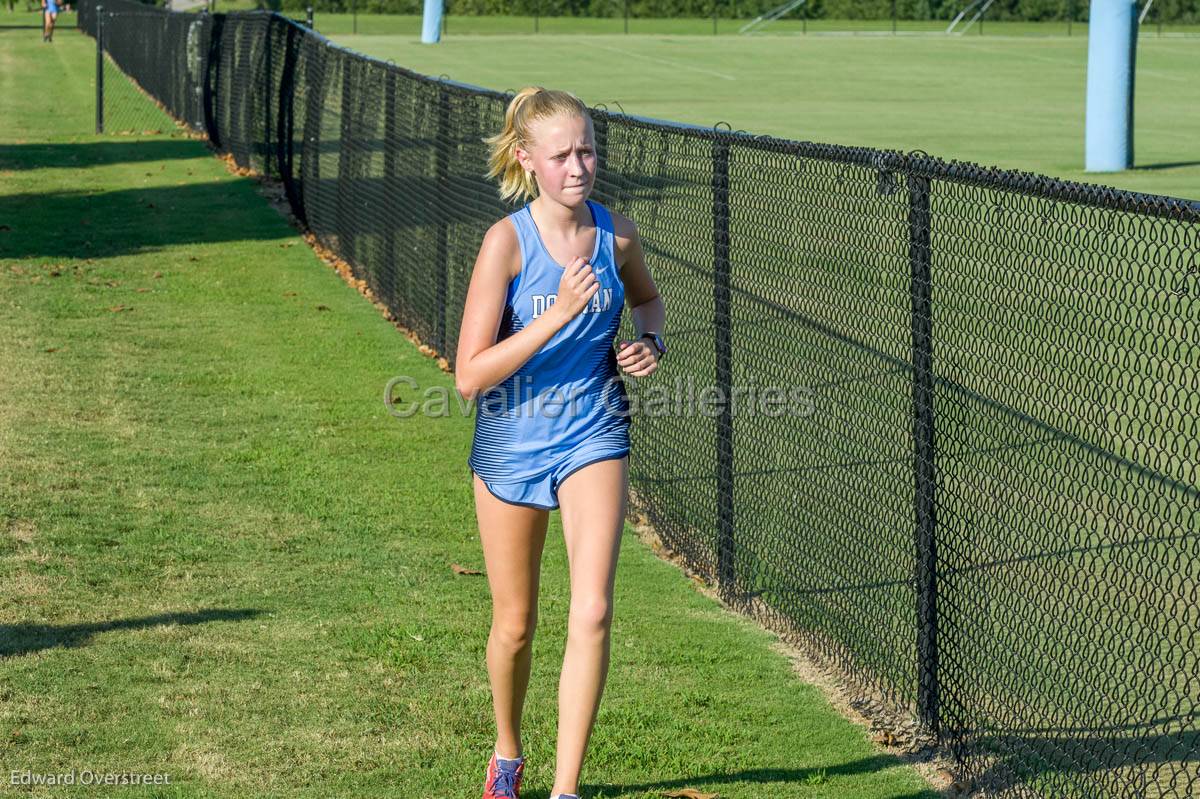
[482, 86, 590, 206]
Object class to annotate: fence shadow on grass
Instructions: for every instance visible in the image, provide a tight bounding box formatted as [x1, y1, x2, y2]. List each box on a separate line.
[0, 181, 296, 259]
[0, 140, 212, 172]
[0, 608, 265, 658]
[607, 761, 946, 798]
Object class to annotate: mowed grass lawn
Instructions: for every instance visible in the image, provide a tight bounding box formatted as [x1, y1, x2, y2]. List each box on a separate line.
[332, 27, 1199, 201]
[0, 28, 944, 799]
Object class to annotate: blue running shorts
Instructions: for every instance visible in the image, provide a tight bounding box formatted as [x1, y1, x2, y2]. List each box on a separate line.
[472, 443, 629, 511]
[45, 1, 59, 13]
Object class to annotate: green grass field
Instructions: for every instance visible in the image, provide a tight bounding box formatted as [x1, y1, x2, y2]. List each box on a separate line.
[0, 27, 950, 799]
[322, 28, 1199, 201]
[5, 8, 1198, 796]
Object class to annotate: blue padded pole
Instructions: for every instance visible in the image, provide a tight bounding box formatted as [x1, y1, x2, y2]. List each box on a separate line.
[422, 0, 442, 43]
[1085, 0, 1138, 171]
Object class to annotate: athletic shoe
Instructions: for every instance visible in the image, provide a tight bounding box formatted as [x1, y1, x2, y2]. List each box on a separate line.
[482, 751, 524, 799]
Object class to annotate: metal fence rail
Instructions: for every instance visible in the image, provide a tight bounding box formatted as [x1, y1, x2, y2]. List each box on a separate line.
[79, 2, 1200, 794]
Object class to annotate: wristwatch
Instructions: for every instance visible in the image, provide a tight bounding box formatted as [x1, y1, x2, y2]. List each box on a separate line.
[640, 331, 667, 358]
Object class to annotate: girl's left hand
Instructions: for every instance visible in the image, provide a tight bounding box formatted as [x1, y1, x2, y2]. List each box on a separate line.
[616, 338, 659, 378]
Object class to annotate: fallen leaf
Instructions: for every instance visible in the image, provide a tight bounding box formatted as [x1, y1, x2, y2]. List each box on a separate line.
[45, 347, 59, 353]
[283, 291, 297, 297]
[153, 271, 163, 278]
[452, 564, 482, 575]
[0, 225, 10, 232]
[662, 790, 718, 799]
[135, 288, 150, 293]
[188, 256, 198, 262]
[49, 269, 61, 277]
[106, 280, 120, 287]
[407, 633, 423, 642]
[108, 305, 132, 312]
[315, 304, 330, 311]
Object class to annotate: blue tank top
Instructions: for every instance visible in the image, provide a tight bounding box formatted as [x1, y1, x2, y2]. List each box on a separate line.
[468, 199, 631, 483]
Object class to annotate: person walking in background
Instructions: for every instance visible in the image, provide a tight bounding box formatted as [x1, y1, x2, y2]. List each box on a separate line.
[40, 0, 59, 42]
[455, 86, 667, 799]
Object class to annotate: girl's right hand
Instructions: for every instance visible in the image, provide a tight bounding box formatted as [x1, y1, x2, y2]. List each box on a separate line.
[554, 256, 600, 321]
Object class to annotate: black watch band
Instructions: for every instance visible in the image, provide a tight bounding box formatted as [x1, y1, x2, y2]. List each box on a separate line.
[640, 331, 666, 357]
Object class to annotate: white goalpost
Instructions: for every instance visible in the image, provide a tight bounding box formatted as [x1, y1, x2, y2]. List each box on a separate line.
[944, 0, 996, 34]
[738, 0, 808, 34]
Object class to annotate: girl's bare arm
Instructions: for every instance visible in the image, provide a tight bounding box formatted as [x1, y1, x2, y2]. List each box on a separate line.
[454, 219, 598, 400]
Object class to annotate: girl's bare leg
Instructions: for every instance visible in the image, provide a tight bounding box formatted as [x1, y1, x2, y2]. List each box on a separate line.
[550, 455, 628, 797]
[474, 474, 550, 761]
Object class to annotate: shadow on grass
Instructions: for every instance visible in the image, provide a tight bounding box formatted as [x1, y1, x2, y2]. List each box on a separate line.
[581, 757, 946, 798]
[582, 718, 1200, 797]
[0, 608, 265, 658]
[0, 140, 210, 171]
[946, 720, 1200, 798]
[0, 181, 295, 259]
[1130, 160, 1200, 171]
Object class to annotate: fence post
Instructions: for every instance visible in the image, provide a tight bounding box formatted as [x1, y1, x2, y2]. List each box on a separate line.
[95, 4, 104, 134]
[300, 36, 324, 222]
[434, 85, 451, 355]
[338, 55, 355, 264]
[262, 16, 271, 178]
[712, 135, 736, 604]
[203, 13, 226, 148]
[907, 171, 940, 738]
[305, 5, 313, 29]
[275, 21, 304, 223]
[382, 68, 398, 314]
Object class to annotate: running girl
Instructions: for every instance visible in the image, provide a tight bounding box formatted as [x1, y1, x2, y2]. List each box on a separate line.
[41, 0, 58, 42]
[455, 86, 667, 799]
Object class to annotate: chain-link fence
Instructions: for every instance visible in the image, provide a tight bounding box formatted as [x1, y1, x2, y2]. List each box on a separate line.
[87, 6, 201, 134]
[79, 1, 1200, 794]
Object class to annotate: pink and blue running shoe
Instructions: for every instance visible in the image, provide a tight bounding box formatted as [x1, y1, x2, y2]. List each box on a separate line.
[482, 751, 525, 799]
